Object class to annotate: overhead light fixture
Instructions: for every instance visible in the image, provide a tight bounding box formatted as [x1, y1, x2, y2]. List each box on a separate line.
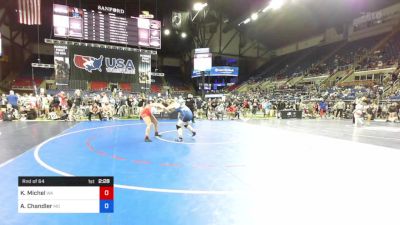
[164, 29, 171, 36]
[251, 13, 258, 21]
[193, 2, 208, 11]
[243, 18, 251, 24]
[181, 32, 187, 38]
[263, 0, 285, 12]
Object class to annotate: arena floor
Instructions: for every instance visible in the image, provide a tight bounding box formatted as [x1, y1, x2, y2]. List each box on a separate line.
[0, 119, 400, 225]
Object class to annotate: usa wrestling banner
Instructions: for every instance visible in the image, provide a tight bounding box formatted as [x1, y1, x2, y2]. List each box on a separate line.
[68, 45, 150, 85]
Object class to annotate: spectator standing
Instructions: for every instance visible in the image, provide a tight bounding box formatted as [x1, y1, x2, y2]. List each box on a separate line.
[40, 93, 51, 119]
[334, 99, 345, 119]
[127, 95, 134, 116]
[277, 100, 286, 119]
[69, 89, 82, 121]
[0, 94, 7, 108]
[6, 90, 18, 110]
[57, 92, 69, 120]
[210, 99, 218, 120]
[353, 103, 365, 126]
[100, 92, 109, 108]
[202, 100, 209, 119]
[262, 99, 272, 118]
[215, 101, 225, 120]
[195, 97, 203, 119]
[227, 104, 237, 120]
[242, 99, 250, 117]
[387, 103, 399, 122]
[251, 100, 258, 116]
[185, 94, 196, 123]
[117, 94, 128, 117]
[319, 100, 327, 118]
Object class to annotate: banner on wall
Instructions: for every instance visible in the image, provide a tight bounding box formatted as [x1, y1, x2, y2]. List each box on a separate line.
[192, 66, 238, 78]
[210, 66, 239, 76]
[138, 54, 151, 84]
[138, 53, 152, 91]
[54, 45, 70, 86]
[68, 45, 150, 84]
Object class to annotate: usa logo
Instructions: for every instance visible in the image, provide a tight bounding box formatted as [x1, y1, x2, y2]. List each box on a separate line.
[73, 54, 103, 73]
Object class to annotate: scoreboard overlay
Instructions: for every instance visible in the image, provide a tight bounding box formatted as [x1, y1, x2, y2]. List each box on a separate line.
[18, 177, 114, 213]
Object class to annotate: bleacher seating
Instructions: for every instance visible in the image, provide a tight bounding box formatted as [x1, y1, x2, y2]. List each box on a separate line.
[151, 84, 161, 93]
[289, 41, 345, 76]
[326, 34, 387, 71]
[90, 81, 108, 91]
[119, 83, 132, 92]
[231, 30, 400, 101]
[150, 76, 164, 93]
[162, 66, 191, 93]
[244, 33, 393, 89]
[11, 78, 43, 90]
[21, 55, 56, 79]
[382, 32, 400, 62]
[255, 47, 315, 78]
[227, 84, 239, 92]
[253, 42, 343, 81]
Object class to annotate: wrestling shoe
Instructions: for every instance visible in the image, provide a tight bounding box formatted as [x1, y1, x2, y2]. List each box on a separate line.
[175, 137, 183, 142]
[144, 137, 152, 142]
[155, 132, 162, 137]
[192, 131, 196, 137]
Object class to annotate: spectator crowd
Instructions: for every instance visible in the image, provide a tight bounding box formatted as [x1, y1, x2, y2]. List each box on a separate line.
[0, 86, 399, 124]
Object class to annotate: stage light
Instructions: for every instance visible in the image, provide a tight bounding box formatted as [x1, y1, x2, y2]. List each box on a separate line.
[271, 0, 285, 10]
[251, 13, 258, 21]
[181, 32, 187, 38]
[263, 0, 285, 12]
[164, 29, 170, 36]
[243, 18, 251, 24]
[193, 2, 208, 11]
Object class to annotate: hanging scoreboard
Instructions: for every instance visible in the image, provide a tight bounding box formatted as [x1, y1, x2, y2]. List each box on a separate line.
[53, 4, 161, 49]
[18, 177, 114, 213]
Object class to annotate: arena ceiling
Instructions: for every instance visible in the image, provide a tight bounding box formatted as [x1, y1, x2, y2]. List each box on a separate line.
[214, 0, 400, 48]
[16, 0, 400, 55]
[38, 0, 193, 56]
[50, 0, 189, 24]
[77, 0, 400, 49]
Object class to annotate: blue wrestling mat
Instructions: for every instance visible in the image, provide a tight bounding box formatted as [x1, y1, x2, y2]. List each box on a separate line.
[1, 120, 400, 225]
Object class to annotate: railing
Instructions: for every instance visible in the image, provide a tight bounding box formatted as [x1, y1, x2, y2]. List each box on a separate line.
[383, 78, 400, 97]
[0, 80, 13, 90]
[10, 85, 35, 91]
[337, 64, 354, 71]
[354, 64, 398, 74]
[337, 80, 376, 87]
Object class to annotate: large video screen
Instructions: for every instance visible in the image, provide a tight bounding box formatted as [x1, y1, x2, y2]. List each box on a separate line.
[193, 53, 212, 74]
[53, 4, 161, 49]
